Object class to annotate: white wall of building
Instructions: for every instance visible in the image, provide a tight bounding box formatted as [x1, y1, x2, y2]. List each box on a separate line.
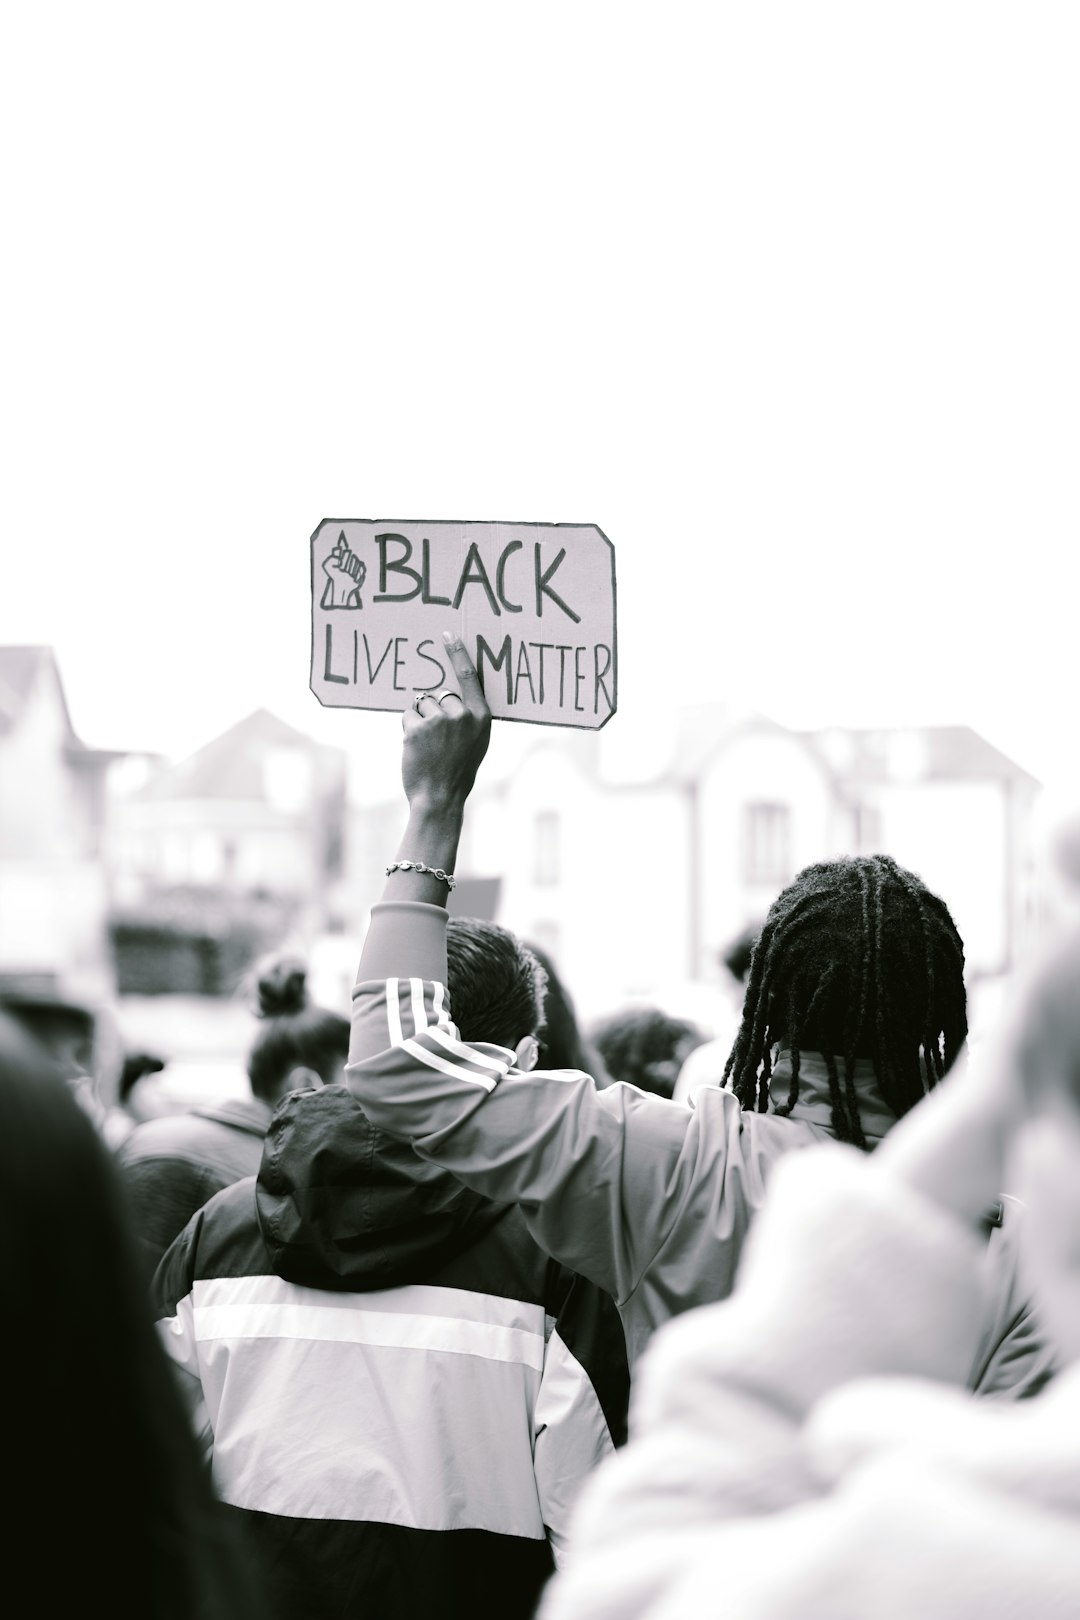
[0, 661, 112, 994]
[110, 798, 322, 897]
[876, 779, 1009, 976]
[467, 746, 693, 1021]
[0, 857, 112, 996]
[696, 726, 839, 973]
[360, 719, 1038, 1028]
[0, 661, 87, 860]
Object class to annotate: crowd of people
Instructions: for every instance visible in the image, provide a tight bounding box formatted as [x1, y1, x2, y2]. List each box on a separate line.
[4, 633, 1080, 1617]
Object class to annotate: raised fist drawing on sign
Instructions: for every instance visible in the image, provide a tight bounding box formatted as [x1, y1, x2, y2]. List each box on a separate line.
[321, 532, 366, 609]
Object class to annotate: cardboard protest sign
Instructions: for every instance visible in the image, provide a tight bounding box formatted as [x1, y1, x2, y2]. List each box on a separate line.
[310, 520, 617, 729]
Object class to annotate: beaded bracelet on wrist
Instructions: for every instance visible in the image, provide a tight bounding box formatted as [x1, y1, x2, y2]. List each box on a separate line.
[385, 859, 457, 890]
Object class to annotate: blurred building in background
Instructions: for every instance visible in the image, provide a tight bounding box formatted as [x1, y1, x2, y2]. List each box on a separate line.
[106, 708, 347, 995]
[0, 643, 1045, 1075]
[695, 719, 1040, 984]
[0, 646, 119, 1005]
[428, 709, 1041, 1027]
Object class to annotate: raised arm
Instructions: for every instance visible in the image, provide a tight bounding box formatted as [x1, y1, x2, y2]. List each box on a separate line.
[375, 632, 492, 917]
[345, 637, 699, 1310]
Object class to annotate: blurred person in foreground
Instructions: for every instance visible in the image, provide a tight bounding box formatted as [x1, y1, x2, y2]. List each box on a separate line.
[0, 1008, 261, 1619]
[119, 955, 348, 1276]
[588, 1006, 706, 1101]
[153, 914, 629, 1620]
[344, 637, 1049, 1397]
[0, 977, 137, 1147]
[540, 915, 1080, 1620]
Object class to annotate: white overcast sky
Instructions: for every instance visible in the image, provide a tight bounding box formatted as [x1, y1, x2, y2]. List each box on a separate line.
[2, 4, 1078, 813]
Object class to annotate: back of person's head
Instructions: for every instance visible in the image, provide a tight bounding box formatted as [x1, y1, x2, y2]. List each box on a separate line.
[721, 924, 760, 986]
[589, 1006, 706, 1099]
[0, 1010, 260, 1618]
[118, 1049, 167, 1107]
[725, 853, 967, 1146]
[246, 956, 350, 1103]
[446, 917, 547, 1051]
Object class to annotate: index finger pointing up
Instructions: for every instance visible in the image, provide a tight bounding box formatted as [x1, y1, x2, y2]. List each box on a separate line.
[442, 631, 490, 719]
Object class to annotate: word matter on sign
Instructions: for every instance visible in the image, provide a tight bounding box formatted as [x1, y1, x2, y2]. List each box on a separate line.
[310, 520, 617, 729]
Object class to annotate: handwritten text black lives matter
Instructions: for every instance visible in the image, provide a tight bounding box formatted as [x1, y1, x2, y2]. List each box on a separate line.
[312, 524, 617, 727]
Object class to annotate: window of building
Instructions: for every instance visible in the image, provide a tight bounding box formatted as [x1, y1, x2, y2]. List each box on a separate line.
[743, 802, 791, 885]
[534, 810, 561, 886]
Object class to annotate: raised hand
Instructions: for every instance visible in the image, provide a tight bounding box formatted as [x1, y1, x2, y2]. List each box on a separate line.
[400, 633, 492, 811]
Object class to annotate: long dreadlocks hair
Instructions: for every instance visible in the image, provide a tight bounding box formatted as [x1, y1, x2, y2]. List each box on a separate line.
[723, 854, 967, 1149]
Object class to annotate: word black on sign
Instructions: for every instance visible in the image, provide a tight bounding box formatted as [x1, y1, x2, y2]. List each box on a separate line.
[310, 519, 617, 729]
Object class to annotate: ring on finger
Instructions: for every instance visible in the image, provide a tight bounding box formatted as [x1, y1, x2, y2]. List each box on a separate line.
[413, 691, 437, 715]
[435, 689, 461, 706]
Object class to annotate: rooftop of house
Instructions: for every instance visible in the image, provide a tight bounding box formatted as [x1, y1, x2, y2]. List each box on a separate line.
[469, 708, 1041, 798]
[134, 707, 344, 802]
[806, 724, 1041, 788]
[0, 646, 77, 741]
[0, 645, 125, 768]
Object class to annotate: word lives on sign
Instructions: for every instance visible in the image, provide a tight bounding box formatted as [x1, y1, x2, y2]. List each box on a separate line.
[310, 520, 617, 729]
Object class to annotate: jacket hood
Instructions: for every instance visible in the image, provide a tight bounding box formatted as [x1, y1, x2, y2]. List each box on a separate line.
[255, 1085, 506, 1291]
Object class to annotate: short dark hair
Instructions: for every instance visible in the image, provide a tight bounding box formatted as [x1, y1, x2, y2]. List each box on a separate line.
[446, 917, 548, 1050]
[246, 957, 350, 1103]
[725, 853, 967, 1147]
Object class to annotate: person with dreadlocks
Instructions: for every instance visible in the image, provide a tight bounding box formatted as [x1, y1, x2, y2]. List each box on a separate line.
[539, 907, 1080, 1620]
[722, 853, 968, 1147]
[345, 636, 1052, 1393]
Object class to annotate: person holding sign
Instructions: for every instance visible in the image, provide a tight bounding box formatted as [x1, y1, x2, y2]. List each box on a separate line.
[345, 637, 1053, 1391]
[152, 909, 628, 1620]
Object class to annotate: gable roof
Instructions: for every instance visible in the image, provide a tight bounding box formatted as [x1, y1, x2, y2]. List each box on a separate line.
[805, 725, 1040, 788]
[0, 646, 78, 742]
[137, 708, 341, 802]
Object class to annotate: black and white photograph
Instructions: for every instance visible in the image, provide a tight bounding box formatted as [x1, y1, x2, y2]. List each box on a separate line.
[2, 5, 1080, 1616]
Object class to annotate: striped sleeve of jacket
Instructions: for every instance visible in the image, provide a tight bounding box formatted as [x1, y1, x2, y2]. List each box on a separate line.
[345, 901, 702, 1308]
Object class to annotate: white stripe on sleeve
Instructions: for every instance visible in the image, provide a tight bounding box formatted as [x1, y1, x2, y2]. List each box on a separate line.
[410, 975, 429, 1038]
[400, 1037, 499, 1089]
[382, 978, 518, 1087]
[431, 980, 454, 1032]
[386, 976, 403, 1047]
[423, 1022, 514, 1074]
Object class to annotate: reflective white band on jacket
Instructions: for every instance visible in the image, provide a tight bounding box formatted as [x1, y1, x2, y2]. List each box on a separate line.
[162, 1273, 610, 1543]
